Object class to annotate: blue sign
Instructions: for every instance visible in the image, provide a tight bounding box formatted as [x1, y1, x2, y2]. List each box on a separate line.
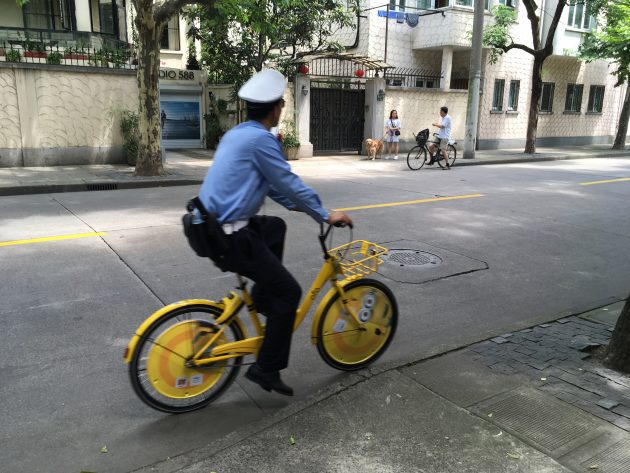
[377, 10, 406, 21]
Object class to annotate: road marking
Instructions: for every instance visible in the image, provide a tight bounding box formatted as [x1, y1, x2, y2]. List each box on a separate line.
[334, 194, 484, 212]
[0, 232, 106, 247]
[579, 177, 630, 186]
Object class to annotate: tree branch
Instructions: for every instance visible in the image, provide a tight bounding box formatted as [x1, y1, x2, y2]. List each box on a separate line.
[521, 0, 541, 51]
[544, 0, 568, 51]
[504, 43, 537, 56]
[154, 0, 216, 25]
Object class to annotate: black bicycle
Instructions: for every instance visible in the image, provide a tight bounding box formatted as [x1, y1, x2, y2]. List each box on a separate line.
[407, 129, 457, 170]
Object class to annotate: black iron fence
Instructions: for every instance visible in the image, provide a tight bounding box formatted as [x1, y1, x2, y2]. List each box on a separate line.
[0, 40, 136, 69]
[384, 68, 443, 89]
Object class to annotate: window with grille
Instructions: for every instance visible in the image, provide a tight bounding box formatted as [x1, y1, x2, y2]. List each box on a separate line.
[587, 85, 605, 113]
[540, 82, 554, 112]
[492, 79, 505, 112]
[568, 1, 594, 29]
[161, 14, 181, 51]
[565, 83, 583, 112]
[508, 80, 520, 111]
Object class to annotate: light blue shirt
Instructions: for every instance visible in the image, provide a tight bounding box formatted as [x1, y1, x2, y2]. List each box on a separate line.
[198, 121, 329, 224]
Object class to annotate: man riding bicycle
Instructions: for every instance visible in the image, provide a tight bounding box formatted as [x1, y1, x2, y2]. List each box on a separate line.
[195, 69, 352, 396]
[427, 106, 452, 170]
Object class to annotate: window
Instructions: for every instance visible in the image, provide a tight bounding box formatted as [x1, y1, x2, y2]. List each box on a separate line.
[565, 83, 583, 112]
[91, 0, 115, 34]
[389, 0, 406, 11]
[24, 0, 72, 30]
[416, 0, 432, 8]
[492, 79, 505, 112]
[540, 82, 554, 112]
[508, 80, 520, 111]
[587, 85, 605, 113]
[568, 1, 594, 29]
[497, 0, 517, 7]
[161, 14, 181, 50]
[435, 0, 450, 8]
[456, 0, 472, 7]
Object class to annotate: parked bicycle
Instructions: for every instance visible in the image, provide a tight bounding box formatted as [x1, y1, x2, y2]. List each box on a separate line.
[407, 128, 457, 171]
[124, 224, 398, 413]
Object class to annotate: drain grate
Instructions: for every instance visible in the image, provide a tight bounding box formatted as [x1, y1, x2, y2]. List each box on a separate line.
[476, 390, 596, 453]
[86, 183, 118, 191]
[582, 439, 630, 472]
[384, 249, 442, 267]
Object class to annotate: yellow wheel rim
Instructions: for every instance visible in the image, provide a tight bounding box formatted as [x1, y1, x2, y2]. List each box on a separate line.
[146, 321, 227, 399]
[321, 285, 394, 366]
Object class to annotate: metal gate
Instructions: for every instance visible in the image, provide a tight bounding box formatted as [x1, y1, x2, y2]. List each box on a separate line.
[310, 82, 365, 153]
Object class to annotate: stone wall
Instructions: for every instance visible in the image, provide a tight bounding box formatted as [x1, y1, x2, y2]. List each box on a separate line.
[384, 88, 468, 151]
[0, 64, 137, 167]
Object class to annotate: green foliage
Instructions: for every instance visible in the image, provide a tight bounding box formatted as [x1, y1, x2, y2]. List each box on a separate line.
[186, 0, 357, 87]
[6, 49, 21, 62]
[119, 110, 139, 165]
[279, 119, 300, 148]
[579, 0, 630, 86]
[46, 51, 63, 64]
[482, 5, 518, 64]
[186, 40, 200, 70]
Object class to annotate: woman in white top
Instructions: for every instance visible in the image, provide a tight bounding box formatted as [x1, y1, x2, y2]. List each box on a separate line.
[385, 110, 401, 160]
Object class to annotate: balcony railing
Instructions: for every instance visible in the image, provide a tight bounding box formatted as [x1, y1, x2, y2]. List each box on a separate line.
[0, 27, 129, 50]
[0, 40, 136, 70]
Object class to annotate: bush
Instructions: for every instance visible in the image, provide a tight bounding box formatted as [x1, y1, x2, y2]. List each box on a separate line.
[6, 49, 21, 62]
[120, 110, 139, 166]
[47, 51, 63, 65]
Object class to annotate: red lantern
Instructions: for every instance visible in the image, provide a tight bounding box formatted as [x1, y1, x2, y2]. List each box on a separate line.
[355, 69, 365, 78]
[298, 64, 309, 74]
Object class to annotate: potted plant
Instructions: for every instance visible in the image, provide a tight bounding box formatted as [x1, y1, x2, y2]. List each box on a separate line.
[23, 39, 47, 59]
[278, 120, 300, 160]
[6, 49, 21, 62]
[46, 51, 63, 65]
[64, 46, 89, 61]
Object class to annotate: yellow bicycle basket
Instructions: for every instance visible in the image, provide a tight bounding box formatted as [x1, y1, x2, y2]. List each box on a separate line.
[327, 240, 388, 278]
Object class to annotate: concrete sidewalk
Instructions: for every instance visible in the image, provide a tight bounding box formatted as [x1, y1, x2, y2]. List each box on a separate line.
[133, 302, 630, 473]
[0, 144, 628, 197]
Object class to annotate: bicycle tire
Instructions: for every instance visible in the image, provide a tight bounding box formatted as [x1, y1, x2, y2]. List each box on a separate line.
[316, 279, 398, 371]
[437, 145, 457, 168]
[129, 304, 244, 413]
[406, 145, 427, 170]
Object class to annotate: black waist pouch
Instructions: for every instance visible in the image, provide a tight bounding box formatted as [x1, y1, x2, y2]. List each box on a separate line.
[182, 197, 231, 266]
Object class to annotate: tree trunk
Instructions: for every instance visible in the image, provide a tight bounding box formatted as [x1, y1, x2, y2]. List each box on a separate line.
[612, 83, 630, 150]
[604, 292, 630, 373]
[525, 55, 544, 154]
[134, 6, 165, 176]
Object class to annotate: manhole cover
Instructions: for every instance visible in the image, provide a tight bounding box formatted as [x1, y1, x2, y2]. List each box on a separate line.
[582, 439, 630, 472]
[384, 249, 442, 267]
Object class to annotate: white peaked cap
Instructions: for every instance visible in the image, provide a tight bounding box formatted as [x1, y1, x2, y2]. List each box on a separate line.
[238, 69, 286, 103]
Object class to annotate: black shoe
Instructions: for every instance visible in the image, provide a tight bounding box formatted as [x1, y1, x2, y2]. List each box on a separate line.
[245, 364, 294, 396]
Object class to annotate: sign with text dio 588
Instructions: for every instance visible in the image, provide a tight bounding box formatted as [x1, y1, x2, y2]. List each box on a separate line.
[159, 69, 199, 81]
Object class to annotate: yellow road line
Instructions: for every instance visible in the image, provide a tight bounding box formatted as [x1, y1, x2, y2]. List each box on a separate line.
[334, 193, 484, 212]
[0, 232, 106, 247]
[579, 177, 630, 186]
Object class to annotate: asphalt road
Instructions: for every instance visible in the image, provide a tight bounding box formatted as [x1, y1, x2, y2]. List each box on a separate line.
[1, 158, 630, 473]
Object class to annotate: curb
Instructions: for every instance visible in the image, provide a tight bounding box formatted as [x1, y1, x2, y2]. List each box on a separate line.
[129, 294, 625, 473]
[0, 178, 202, 197]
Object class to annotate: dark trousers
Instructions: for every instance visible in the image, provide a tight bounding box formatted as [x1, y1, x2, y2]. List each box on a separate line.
[220, 216, 301, 372]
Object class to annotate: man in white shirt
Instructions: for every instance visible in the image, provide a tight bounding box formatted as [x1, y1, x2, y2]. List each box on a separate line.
[428, 106, 452, 170]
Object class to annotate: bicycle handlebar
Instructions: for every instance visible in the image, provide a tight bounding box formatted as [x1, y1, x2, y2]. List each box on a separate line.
[318, 222, 351, 257]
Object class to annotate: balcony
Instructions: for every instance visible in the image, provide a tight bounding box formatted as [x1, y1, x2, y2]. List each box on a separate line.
[0, 27, 129, 50]
[412, 6, 493, 51]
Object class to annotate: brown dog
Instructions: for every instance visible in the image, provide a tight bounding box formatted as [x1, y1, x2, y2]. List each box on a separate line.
[364, 138, 384, 160]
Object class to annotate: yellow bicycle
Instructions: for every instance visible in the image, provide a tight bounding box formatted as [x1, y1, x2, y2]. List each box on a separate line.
[124, 224, 398, 413]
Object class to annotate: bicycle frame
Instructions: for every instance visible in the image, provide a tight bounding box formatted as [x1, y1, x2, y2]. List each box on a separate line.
[183, 226, 365, 368]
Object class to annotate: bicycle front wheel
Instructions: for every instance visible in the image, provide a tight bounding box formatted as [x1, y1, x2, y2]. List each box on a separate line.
[406, 146, 427, 170]
[437, 145, 457, 168]
[129, 304, 244, 413]
[316, 279, 398, 371]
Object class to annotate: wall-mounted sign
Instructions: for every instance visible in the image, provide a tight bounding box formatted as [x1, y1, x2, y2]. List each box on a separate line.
[159, 68, 199, 81]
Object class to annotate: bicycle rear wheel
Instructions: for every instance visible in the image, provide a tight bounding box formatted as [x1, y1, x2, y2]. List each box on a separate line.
[316, 279, 398, 371]
[437, 145, 457, 168]
[129, 305, 244, 413]
[406, 146, 427, 170]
